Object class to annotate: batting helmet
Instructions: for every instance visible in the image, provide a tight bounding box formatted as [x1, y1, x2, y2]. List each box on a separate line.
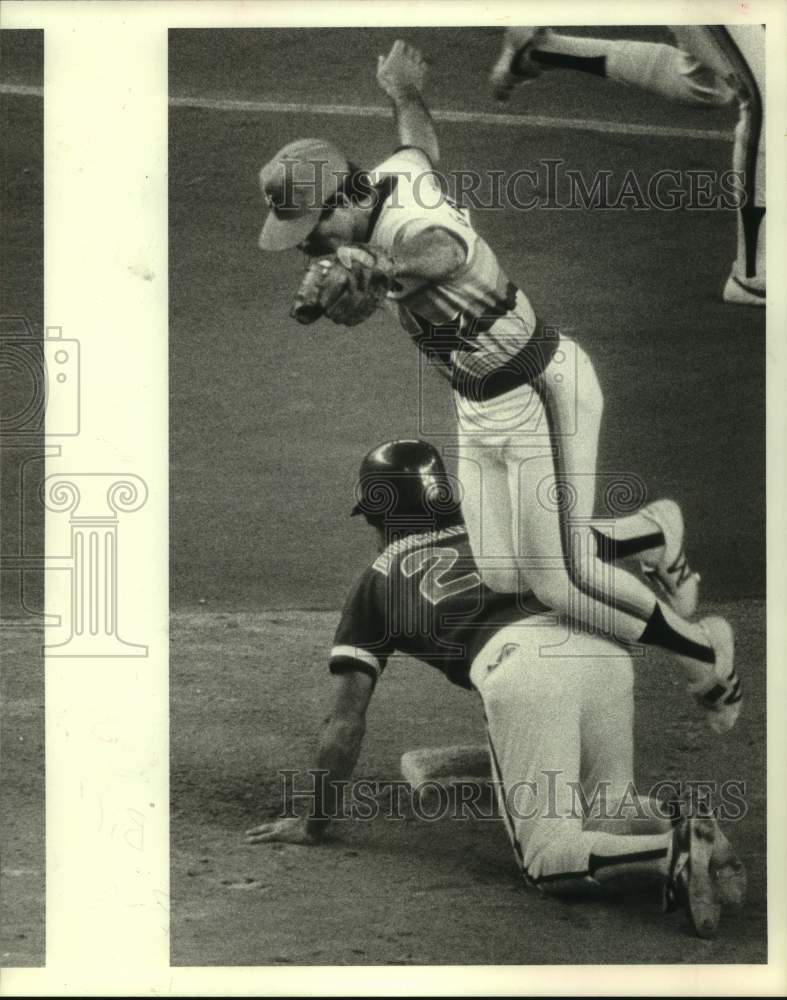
[351, 439, 462, 529]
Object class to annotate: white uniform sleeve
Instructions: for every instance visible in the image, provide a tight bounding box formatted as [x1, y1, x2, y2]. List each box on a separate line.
[371, 146, 435, 180]
[370, 150, 478, 267]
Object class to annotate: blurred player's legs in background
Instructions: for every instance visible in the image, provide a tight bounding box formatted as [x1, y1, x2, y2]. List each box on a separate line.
[491, 27, 735, 106]
[671, 26, 765, 304]
[678, 26, 765, 304]
[490, 26, 765, 306]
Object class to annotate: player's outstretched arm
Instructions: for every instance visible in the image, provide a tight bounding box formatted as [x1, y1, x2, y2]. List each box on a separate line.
[245, 669, 374, 845]
[377, 40, 440, 165]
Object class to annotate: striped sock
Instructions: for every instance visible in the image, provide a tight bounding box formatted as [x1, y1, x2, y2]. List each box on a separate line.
[531, 50, 607, 76]
[639, 603, 714, 665]
[740, 204, 765, 278]
[592, 526, 664, 563]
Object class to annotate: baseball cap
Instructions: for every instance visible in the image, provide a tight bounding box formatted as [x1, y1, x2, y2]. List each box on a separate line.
[258, 138, 350, 251]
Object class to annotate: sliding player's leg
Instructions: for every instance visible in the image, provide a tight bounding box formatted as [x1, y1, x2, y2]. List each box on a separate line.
[473, 631, 680, 902]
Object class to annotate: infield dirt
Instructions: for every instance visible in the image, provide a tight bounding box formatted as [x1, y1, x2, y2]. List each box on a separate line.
[171, 601, 766, 966]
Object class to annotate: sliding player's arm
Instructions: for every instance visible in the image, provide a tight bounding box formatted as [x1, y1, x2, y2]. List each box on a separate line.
[377, 40, 440, 166]
[245, 668, 374, 845]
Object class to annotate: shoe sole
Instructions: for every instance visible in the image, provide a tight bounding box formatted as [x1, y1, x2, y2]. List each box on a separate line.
[667, 806, 747, 911]
[723, 274, 765, 307]
[686, 819, 721, 939]
[664, 818, 722, 935]
[711, 824, 746, 909]
[489, 28, 543, 101]
[686, 818, 722, 938]
[695, 617, 742, 735]
[715, 856, 747, 910]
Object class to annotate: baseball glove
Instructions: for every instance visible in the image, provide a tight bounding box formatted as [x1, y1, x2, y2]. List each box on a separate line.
[290, 245, 398, 327]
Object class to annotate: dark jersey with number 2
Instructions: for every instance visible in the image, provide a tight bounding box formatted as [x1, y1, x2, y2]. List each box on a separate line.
[330, 525, 541, 690]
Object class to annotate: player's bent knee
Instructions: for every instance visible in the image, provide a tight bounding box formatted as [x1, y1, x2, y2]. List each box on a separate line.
[532, 870, 604, 899]
[566, 552, 609, 593]
[479, 568, 519, 594]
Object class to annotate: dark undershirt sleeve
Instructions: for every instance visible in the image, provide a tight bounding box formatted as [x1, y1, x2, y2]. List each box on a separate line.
[329, 566, 394, 682]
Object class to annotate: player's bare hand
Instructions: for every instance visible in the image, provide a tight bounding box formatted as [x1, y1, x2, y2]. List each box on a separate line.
[377, 40, 428, 101]
[245, 816, 320, 846]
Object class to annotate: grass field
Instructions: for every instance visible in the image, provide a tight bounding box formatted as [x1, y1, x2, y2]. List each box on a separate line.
[169, 28, 766, 966]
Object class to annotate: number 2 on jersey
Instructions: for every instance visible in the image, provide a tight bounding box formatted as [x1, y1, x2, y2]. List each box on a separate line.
[401, 547, 480, 606]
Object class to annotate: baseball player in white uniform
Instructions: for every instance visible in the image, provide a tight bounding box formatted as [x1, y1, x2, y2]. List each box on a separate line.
[490, 25, 766, 306]
[257, 41, 742, 734]
[245, 439, 746, 939]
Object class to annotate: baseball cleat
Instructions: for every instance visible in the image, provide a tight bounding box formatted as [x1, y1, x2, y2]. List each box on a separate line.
[722, 267, 765, 307]
[665, 795, 747, 911]
[663, 816, 722, 939]
[489, 27, 547, 101]
[640, 499, 700, 618]
[689, 616, 742, 735]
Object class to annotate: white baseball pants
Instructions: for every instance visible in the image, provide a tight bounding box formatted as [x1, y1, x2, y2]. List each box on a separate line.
[469, 621, 672, 891]
[453, 339, 668, 646]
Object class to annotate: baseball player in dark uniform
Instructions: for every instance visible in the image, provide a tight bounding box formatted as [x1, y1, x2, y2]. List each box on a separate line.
[245, 439, 745, 939]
